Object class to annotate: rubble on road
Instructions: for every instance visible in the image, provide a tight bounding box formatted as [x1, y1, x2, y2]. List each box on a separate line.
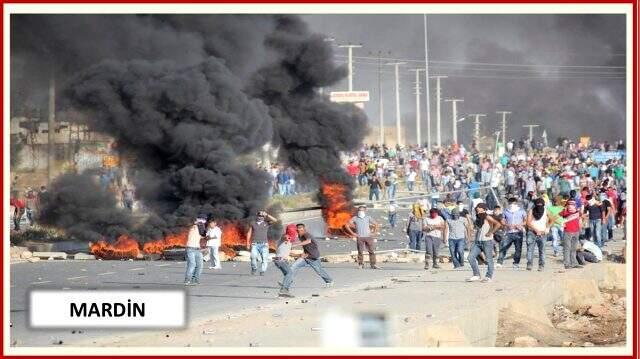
[32, 252, 67, 260]
[73, 253, 96, 260]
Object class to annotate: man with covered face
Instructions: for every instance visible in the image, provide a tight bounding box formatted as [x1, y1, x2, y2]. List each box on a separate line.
[446, 208, 471, 269]
[525, 198, 558, 271]
[346, 206, 380, 269]
[467, 203, 502, 282]
[246, 210, 279, 275]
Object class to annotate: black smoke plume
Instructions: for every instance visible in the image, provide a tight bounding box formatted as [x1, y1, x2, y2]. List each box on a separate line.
[39, 173, 132, 242]
[249, 16, 368, 211]
[12, 14, 367, 242]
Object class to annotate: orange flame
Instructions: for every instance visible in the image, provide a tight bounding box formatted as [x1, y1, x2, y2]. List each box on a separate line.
[90, 234, 140, 259]
[89, 222, 253, 259]
[142, 232, 188, 254]
[321, 182, 354, 232]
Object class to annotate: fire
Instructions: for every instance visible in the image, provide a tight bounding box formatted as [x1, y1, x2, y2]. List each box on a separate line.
[142, 232, 187, 254]
[321, 182, 354, 233]
[89, 222, 252, 259]
[220, 223, 247, 257]
[90, 234, 140, 259]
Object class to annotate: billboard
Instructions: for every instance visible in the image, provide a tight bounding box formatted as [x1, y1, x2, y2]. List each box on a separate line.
[329, 91, 370, 103]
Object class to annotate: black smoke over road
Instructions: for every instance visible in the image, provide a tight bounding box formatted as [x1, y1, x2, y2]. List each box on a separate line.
[39, 173, 133, 242]
[12, 15, 367, 241]
[248, 16, 368, 212]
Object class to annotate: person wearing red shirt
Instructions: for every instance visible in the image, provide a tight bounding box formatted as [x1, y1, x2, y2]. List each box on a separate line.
[559, 200, 582, 269]
[11, 196, 26, 231]
[346, 161, 359, 178]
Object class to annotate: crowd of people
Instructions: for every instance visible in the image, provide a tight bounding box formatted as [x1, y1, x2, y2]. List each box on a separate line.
[339, 137, 626, 282]
[11, 134, 628, 295]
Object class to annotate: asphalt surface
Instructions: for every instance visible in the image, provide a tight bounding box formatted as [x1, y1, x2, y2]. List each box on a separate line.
[11, 207, 622, 347]
[9, 208, 420, 347]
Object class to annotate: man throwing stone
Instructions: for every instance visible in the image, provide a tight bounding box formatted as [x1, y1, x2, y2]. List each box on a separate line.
[279, 224, 334, 298]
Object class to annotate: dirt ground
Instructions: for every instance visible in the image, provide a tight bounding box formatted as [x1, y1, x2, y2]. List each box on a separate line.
[496, 288, 626, 347]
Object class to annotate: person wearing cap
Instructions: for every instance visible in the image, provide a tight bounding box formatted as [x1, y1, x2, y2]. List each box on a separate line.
[559, 199, 583, 269]
[246, 210, 279, 275]
[184, 218, 206, 285]
[345, 206, 381, 269]
[467, 202, 502, 282]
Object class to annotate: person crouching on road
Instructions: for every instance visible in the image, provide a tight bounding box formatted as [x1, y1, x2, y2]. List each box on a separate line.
[345, 206, 381, 269]
[184, 218, 206, 285]
[467, 203, 502, 283]
[206, 218, 222, 270]
[279, 224, 334, 298]
[274, 224, 296, 289]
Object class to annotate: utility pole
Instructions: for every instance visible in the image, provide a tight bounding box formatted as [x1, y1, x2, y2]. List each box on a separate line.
[523, 124, 540, 143]
[409, 69, 426, 146]
[386, 62, 406, 146]
[430, 75, 447, 148]
[469, 114, 486, 146]
[496, 111, 511, 147]
[338, 44, 363, 92]
[423, 14, 432, 152]
[370, 50, 389, 145]
[445, 99, 463, 144]
[47, 75, 55, 186]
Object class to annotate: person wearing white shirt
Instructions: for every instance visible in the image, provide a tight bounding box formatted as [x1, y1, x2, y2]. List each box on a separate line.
[206, 219, 223, 269]
[407, 169, 417, 191]
[419, 157, 431, 189]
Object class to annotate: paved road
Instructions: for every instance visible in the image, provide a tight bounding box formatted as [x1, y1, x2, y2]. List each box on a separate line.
[10, 208, 623, 347]
[9, 208, 417, 347]
[10, 258, 430, 346]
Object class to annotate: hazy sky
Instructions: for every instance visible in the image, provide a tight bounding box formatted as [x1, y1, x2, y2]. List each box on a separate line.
[302, 14, 626, 144]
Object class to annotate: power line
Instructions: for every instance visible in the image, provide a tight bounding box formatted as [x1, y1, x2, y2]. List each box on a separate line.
[334, 66, 625, 80]
[335, 54, 626, 69]
[335, 59, 625, 75]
